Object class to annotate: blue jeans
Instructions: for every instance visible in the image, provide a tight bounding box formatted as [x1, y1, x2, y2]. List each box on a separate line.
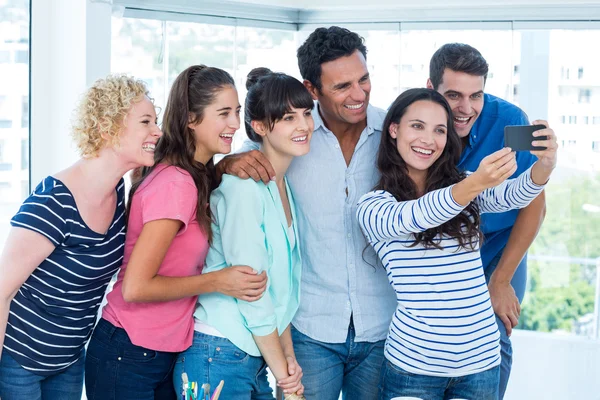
[484, 253, 527, 399]
[379, 360, 500, 400]
[173, 331, 273, 400]
[0, 349, 84, 400]
[291, 322, 385, 400]
[84, 318, 178, 400]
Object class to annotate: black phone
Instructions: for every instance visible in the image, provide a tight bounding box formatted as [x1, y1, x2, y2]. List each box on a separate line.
[504, 124, 547, 151]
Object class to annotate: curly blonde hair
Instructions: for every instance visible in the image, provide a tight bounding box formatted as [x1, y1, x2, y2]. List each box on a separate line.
[71, 74, 150, 157]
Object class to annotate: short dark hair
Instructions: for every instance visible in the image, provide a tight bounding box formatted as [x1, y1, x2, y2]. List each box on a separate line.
[429, 43, 489, 90]
[244, 67, 314, 143]
[297, 26, 367, 91]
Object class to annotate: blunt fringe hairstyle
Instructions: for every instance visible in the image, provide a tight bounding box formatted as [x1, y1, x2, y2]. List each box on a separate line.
[429, 43, 489, 90]
[297, 26, 367, 91]
[376, 88, 481, 250]
[244, 67, 314, 143]
[127, 65, 235, 242]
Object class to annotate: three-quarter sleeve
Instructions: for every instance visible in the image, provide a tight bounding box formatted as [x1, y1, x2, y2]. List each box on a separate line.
[209, 176, 277, 336]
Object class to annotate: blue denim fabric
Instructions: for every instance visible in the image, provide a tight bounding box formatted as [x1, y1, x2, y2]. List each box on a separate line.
[483, 252, 527, 400]
[0, 349, 84, 400]
[379, 360, 500, 400]
[291, 323, 385, 400]
[84, 318, 178, 400]
[173, 331, 274, 400]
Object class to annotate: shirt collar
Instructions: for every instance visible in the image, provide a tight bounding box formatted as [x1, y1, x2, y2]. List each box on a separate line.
[312, 101, 384, 136]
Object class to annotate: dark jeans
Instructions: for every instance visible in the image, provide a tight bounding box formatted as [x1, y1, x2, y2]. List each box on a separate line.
[84, 318, 178, 400]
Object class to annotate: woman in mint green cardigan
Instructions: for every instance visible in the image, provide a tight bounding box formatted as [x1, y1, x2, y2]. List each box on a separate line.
[173, 68, 314, 400]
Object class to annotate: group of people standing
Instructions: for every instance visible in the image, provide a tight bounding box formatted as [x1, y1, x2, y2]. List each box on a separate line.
[0, 25, 557, 400]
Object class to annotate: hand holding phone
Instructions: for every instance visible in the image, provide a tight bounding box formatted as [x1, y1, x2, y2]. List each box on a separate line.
[504, 124, 548, 151]
[523, 120, 558, 185]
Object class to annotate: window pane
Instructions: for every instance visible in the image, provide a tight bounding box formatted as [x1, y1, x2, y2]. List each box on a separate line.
[399, 30, 515, 102]
[0, 0, 29, 246]
[111, 17, 166, 115]
[167, 21, 235, 87]
[521, 30, 600, 342]
[234, 26, 298, 147]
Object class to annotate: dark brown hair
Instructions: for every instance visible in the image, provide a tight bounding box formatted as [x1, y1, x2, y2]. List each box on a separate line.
[377, 88, 481, 250]
[429, 43, 489, 90]
[244, 67, 314, 143]
[297, 26, 367, 91]
[127, 65, 235, 241]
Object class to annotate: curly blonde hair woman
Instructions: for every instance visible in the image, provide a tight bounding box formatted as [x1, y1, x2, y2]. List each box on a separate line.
[0, 74, 162, 400]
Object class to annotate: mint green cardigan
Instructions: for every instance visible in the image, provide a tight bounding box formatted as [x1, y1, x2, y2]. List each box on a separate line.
[193, 174, 302, 356]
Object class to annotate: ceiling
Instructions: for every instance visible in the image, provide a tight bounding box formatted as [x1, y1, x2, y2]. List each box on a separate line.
[232, 0, 600, 10]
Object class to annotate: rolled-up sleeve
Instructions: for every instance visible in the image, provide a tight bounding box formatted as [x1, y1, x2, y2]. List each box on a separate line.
[210, 176, 277, 336]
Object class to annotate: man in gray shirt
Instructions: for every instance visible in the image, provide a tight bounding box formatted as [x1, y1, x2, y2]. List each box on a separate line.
[217, 27, 396, 399]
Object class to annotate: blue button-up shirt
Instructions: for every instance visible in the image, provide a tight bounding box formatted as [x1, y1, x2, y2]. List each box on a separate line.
[458, 93, 537, 270]
[242, 102, 397, 343]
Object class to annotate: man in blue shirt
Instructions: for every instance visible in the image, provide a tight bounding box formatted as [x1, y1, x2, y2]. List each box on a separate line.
[427, 43, 547, 399]
[217, 27, 397, 399]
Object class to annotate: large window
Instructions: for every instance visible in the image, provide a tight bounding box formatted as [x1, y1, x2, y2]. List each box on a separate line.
[521, 29, 600, 338]
[0, 0, 29, 246]
[112, 18, 298, 150]
[112, 16, 599, 398]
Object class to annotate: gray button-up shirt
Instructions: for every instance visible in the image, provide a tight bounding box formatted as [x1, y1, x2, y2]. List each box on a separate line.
[242, 102, 397, 343]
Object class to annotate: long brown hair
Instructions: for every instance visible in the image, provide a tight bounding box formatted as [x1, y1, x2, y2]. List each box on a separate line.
[376, 88, 481, 250]
[127, 65, 235, 241]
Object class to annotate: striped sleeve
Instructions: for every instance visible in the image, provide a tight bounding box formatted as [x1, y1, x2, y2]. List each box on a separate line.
[476, 166, 545, 214]
[357, 188, 466, 243]
[10, 178, 71, 246]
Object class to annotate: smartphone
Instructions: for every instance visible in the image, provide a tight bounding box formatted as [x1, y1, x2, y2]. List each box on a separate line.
[504, 124, 547, 151]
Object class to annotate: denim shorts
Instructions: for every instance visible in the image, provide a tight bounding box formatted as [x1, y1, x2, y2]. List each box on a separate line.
[379, 360, 500, 400]
[173, 331, 274, 400]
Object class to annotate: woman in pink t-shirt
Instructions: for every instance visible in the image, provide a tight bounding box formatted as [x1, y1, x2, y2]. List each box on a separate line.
[84, 65, 267, 400]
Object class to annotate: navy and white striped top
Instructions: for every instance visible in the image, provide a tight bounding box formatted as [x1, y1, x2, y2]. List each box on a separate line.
[5, 176, 126, 376]
[357, 167, 544, 377]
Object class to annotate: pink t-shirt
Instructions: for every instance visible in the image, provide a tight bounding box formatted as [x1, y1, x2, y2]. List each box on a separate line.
[102, 164, 209, 352]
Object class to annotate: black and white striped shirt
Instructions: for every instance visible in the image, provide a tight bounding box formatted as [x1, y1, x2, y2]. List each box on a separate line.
[357, 167, 544, 377]
[5, 176, 125, 376]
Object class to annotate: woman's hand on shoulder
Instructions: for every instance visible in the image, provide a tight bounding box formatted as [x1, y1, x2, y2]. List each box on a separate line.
[211, 266, 267, 301]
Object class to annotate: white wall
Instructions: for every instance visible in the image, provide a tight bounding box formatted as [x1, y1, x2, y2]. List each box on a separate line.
[506, 330, 600, 399]
[30, 0, 112, 185]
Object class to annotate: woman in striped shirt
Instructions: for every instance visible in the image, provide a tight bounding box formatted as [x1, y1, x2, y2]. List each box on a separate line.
[0, 75, 162, 399]
[357, 88, 557, 400]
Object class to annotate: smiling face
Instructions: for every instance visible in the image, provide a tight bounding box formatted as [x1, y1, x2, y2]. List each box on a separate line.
[116, 96, 162, 168]
[189, 85, 241, 164]
[389, 100, 449, 184]
[429, 68, 485, 138]
[259, 106, 314, 159]
[306, 50, 371, 128]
